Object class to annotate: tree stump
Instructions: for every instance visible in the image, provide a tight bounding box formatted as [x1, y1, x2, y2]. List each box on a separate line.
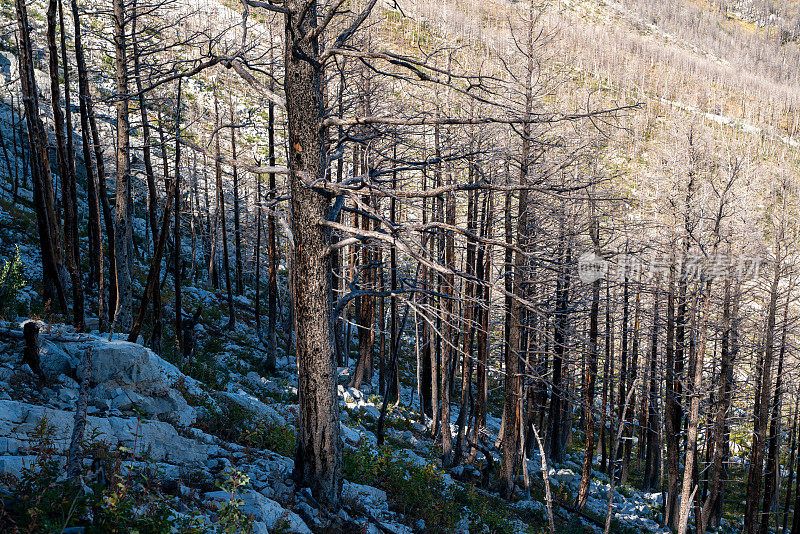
[22, 321, 43, 378]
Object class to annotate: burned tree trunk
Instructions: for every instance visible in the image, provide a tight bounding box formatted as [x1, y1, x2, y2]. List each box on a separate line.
[48, 0, 83, 331]
[112, 0, 133, 331]
[15, 0, 66, 312]
[72, 0, 103, 329]
[285, 0, 342, 507]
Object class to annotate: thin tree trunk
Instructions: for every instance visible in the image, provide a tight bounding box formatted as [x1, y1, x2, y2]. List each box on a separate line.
[643, 285, 661, 490]
[255, 168, 263, 335]
[420, 158, 433, 419]
[615, 272, 629, 482]
[440, 167, 457, 467]
[475, 187, 492, 434]
[759, 283, 792, 534]
[214, 93, 236, 329]
[132, 1, 157, 256]
[665, 256, 683, 530]
[604, 379, 640, 534]
[229, 95, 244, 296]
[173, 79, 183, 355]
[677, 275, 713, 534]
[548, 233, 570, 464]
[744, 239, 783, 534]
[622, 278, 640, 483]
[600, 280, 612, 474]
[112, 0, 133, 332]
[454, 166, 479, 463]
[577, 213, 600, 510]
[389, 150, 399, 401]
[130, 2, 162, 352]
[128, 168, 179, 344]
[782, 397, 800, 533]
[87, 75, 116, 326]
[500, 166, 531, 496]
[266, 96, 279, 372]
[350, 182, 375, 390]
[49, 0, 83, 330]
[15, 0, 66, 312]
[71, 0, 103, 329]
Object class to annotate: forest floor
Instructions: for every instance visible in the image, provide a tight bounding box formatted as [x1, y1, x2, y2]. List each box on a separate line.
[0, 308, 678, 533]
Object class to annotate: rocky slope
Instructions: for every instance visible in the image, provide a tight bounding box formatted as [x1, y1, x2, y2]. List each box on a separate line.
[0, 317, 690, 533]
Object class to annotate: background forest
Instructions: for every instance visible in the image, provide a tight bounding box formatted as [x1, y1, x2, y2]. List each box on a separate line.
[1, 0, 800, 533]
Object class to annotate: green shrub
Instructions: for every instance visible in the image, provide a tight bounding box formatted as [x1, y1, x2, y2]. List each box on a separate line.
[0, 245, 25, 318]
[214, 470, 254, 534]
[343, 444, 459, 531]
[454, 485, 517, 534]
[0, 417, 206, 534]
[196, 399, 296, 457]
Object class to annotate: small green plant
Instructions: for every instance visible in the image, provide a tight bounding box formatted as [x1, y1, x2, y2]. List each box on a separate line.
[0, 417, 204, 533]
[215, 469, 254, 534]
[0, 418, 74, 533]
[0, 245, 25, 318]
[343, 444, 459, 530]
[195, 399, 296, 457]
[617, 484, 634, 498]
[454, 485, 517, 534]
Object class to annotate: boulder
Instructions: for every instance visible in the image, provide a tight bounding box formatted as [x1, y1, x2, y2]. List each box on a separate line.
[103, 387, 196, 427]
[39, 340, 78, 380]
[341, 423, 361, 447]
[396, 449, 428, 469]
[89, 341, 166, 392]
[514, 499, 547, 519]
[550, 468, 577, 487]
[204, 490, 311, 534]
[0, 400, 214, 466]
[214, 390, 287, 427]
[361, 405, 381, 420]
[342, 481, 388, 514]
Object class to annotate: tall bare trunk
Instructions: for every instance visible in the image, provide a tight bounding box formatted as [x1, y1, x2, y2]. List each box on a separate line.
[112, 0, 133, 332]
[664, 260, 681, 530]
[475, 188, 492, 435]
[759, 283, 791, 534]
[500, 151, 531, 495]
[15, 0, 66, 311]
[266, 95, 279, 372]
[455, 172, 478, 463]
[72, 0, 103, 328]
[677, 276, 713, 534]
[285, 0, 342, 506]
[173, 80, 183, 354]
[783, 397, 800, 533]
[643, 285, 661, 490]
[229, 96, 244, 295]
[87, 73, 116, 326]
[214, 93, 236, 329]
[49, 0, 83, 330]
[130, 3, 162, 350]
[600, 280, 613, 474]
[350, 180, 375, 390]
[577, 214, 601, 510]
[744, 243, 782, 533]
